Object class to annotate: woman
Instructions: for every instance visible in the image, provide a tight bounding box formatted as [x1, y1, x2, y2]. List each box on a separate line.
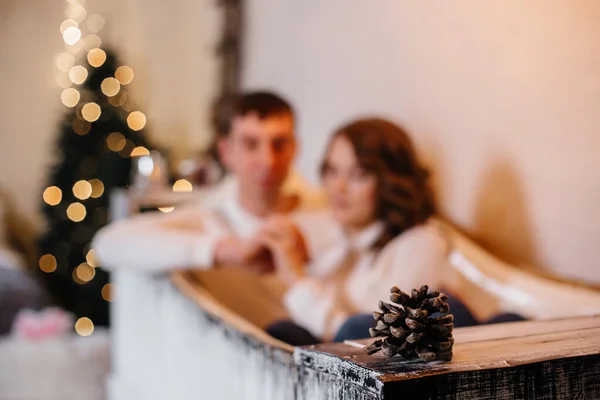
[255, 118, 450, 345]
[257, 118, 523, 345]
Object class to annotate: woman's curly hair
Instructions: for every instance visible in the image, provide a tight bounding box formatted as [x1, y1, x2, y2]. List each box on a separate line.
[321, 118, 435, 251]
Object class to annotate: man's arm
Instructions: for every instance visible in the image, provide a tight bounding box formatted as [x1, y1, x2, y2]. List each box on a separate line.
[93, 207, 226, 272]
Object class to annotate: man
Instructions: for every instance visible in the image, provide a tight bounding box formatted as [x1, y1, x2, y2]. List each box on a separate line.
[94, 91, 322, 272]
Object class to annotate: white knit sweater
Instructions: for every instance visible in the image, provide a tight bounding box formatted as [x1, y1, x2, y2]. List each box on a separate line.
[287, 212, 450, 340]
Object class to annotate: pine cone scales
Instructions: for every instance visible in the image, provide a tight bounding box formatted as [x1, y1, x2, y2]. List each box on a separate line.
[364, 285, 454, 362]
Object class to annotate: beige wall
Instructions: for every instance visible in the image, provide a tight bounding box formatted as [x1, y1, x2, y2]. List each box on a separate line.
[1, 1, 599, 283]
[0, 0, 221, 218]
[243, 0, 600, 283]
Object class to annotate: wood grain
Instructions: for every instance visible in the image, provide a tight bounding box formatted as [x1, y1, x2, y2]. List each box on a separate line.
[296, 315, 600, 399]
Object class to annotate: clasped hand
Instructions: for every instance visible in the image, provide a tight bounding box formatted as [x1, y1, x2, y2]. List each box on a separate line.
[214, 215, 307, 284]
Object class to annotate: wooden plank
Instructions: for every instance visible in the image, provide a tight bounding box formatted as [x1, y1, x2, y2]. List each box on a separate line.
[295, 316, 600, 399]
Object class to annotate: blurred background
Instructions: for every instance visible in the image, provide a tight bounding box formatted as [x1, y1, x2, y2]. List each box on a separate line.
[1, 0, 599, 398]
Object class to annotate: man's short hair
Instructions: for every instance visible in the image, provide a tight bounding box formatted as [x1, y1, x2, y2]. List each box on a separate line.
[213, 91, 295, 138]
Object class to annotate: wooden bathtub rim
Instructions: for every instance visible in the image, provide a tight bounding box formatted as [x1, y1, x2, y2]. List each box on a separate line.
[171, 270, 295, 354]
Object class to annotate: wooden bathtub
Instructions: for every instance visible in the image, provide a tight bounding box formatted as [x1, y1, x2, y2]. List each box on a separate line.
[106, 190, 600, 399]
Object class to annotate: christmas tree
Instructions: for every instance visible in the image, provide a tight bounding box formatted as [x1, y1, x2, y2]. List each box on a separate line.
[38, 3, 155, 328]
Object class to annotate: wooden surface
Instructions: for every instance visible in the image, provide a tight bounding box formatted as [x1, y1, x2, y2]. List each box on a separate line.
[295, 315, 600, 399]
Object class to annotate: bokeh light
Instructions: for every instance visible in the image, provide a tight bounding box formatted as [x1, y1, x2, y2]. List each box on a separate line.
[43, 186, 62, 206]
[39, 254, 57, 273]
[67, 202, 86, 222]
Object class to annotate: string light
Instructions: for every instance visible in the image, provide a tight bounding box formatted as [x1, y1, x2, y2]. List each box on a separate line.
[67, 202, 86, 222]
[87, 48, 106, 68]
[106, 132, 126, 152]
[68, 65, 88, 85]
[81, 102, 101, 122]
[56, 52, 75, 71]
[39, 254, 57, 273]
[59, 19, 78, 35]
[89, 179, 104, 198]
[65, 41, 83, 54]
[72, 118, 91, 135]
[130, 146, 150, 157]
[82, 34, 102, 51]
[61, 88, 80, 107]
[65, 3, 87, 23]
[73, 180, 92, 200]
[115, 66, 134, 85]
[43, 186, 62, 206]
[102, 283, 115, 302]
[75, 317, 94, 336]
[118, 140, 135, 158]
[86, 249, 98, 267]
[108, 91, 127, 107]
[56, 73, 73, 89]
[101, 77, 120, 97]
[173, 179, 193, 193]
[159, 207, 175, 213]
[87, 15, 105, 33]
[75, 262, 95, 282]
[63, 26, 81, 45]
[127, 111, 146, 131]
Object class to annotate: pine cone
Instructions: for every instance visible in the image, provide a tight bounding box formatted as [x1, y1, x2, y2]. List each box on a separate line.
[364, 285, 454, 362]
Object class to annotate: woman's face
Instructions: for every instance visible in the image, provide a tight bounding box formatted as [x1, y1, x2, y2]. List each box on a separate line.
[322, 136, 377, 231]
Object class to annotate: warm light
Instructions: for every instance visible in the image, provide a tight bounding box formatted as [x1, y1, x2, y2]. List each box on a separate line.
[130, 146, 150, 157]
[121, 97, 136, 112]
[39, 254, 57, 273]
[89, 179, 104, 198]
[119, 140, 136, 158]
[173, 179, 193, 193]
[115, 66, 134, 85]
[66, 3, 87, 23]
[43, 186, 62, 206]
[108, 91, 127, 107]
[87, 15, 105, 33]
[82, 102, 101, 122]
[75, 317, 94, 336]
[61, 88, 80, 107]
[68, 65, 88, 85]
[127, 111, 146, 131]
[56, 53, 75, 72]
[106, 132, 126, 152]
[63, 26, 82, 45]
[75, 262, 95, 282]
[65, 41, 83, 54]
[101, 77, 120, 97]
[159, 207, 175, 213]
[87, 48, 106, 68]
[67, 202, 86, 222]
[102, 283, 115, 302]
[73, 180, 92, 200]
[59, 19, 78, 34]
[82, 34, 102, 51]
[56, 73, 73, 89]
[73, 119, 91, 135]
[86, 249, 98, 267]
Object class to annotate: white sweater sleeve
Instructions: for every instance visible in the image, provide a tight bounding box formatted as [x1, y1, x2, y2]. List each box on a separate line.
[93, 207, 227, 272]
[283, 278, 348, 341]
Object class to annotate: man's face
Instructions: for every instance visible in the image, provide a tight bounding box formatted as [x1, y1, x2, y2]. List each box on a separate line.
[219, 112, 296, 198]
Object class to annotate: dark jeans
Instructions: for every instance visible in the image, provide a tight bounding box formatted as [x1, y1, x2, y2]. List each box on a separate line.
[266, 320, 320, 346]
[334, 295, 526, 343]
[268, 294, 525, 345]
